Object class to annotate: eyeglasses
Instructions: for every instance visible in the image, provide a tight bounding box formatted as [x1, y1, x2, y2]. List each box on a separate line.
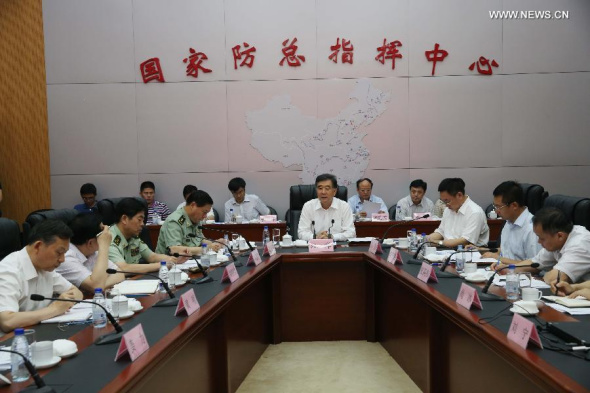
[492, 203, 508, 210]
[441, 199, 452, 205]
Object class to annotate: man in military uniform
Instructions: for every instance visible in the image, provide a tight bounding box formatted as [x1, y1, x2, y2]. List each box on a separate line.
[109, 198, 176, 273]
[156, 190, 224, 255]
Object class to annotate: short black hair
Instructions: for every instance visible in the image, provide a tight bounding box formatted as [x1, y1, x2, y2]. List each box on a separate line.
[315, 173, 338, 188]
[228, 177, 246, 193]
[140, 181, 155, 192]
[438, 178, 465, 196]
[356, 178, 373, 189]
[70, 213, 103, 245]
[410, 179, 427, 191]
[115, 198, 146, 223]
[182, 184, 198, 199]
[533, 207, 573, 235]
[80, 183, 97, 195]
[186, 190, 214, 207]
[493, 181, 524, 206]
[27, 219, 73, 245]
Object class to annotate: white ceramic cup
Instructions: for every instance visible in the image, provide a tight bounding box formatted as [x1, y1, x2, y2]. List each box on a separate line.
[31, 341, 53, 364]
[112, 295, 129, 317]
[514, 300, 539, 314]
[397, 238, 409, 248]
[208, 252, 217, 266]
[464, 262, 478, 274]
[521, 287, 543, 301]
[488, 210, 498, 219]
[282, 234, 293, 246]
[239, 237, 247, 249]
[424, 246, 437, 256]
[235, 215, 243, 224]
[169, 268, 182, 285]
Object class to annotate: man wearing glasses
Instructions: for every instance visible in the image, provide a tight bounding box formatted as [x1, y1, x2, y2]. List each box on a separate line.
[426, 178, 489, 247]
[482, 181, 540, 264]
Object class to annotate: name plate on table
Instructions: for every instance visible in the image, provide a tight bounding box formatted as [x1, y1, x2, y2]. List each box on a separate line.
[115, 324, 149, 362]
[508, 314, 543, 350]
[221, 262, 240, 283]
[263, 241, 276, 256]
[247, 248, 262, 266]
[368, 239, 383, 255]
[456, 283, 482, 310]
[259, 215, 278, 223]
[175, 289, 200, 316]
[387, 248, 403, 264]
[417, 262, 438, 283]
[371, 213, 389, 222]
[308, 239, 335, 252]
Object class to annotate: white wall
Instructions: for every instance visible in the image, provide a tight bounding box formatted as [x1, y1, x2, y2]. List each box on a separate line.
[44, 0, 590, 219]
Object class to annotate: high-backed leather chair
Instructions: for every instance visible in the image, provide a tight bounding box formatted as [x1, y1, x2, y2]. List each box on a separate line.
[267, 206, 278, 217]
[543, 195, 590, 230]
[389, 205, 397, 220]
[0, 218, 21, 260]
[286, 184, 348, 238]
[22, 208, 79, 244]
[520, 183, 548, 214]
[97, 197, 153, 248]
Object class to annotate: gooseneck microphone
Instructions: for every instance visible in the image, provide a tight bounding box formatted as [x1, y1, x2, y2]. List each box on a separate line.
[380, 214, 430, 244]
[0, 348, 56, 392]
[188, 233, 238, 262]
[328, 219, 335, 239]
[30, 294, 124, 345]
[197, 225, 254, 252]
[105, 269, 178, 307]
[439, 248, 498, 272]
[170, 253, 214, 284]
[480, 262, 540, 301]
[311, 221, 316, 239]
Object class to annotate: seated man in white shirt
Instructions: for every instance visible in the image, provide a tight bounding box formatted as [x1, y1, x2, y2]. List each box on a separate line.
[426, 178, 489, 247]
[482, 181, 540, 264]
[493, 207, 590, 285]
[347, 178, 387, 220]
[298, 173, 356, 241]
[224, 177, 270, 222]
[395, 179, 434, 220]
[176, 184, 198, 210]
[0, 220, 83, 334]
[56, 213, 125, 294]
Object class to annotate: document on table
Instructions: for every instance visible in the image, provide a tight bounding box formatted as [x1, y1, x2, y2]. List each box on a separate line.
[360, 201, 381, 216]
[348, 237, 375, 243]
[545, 302, 590, 315]
[493, 275, 550, 289]
[113, 279, 159, 295]
[177, 260, 200, 270]
[42, 303, 92, 323]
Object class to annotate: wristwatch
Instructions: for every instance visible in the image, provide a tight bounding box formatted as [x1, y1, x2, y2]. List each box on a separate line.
[438, 240, 443, 246]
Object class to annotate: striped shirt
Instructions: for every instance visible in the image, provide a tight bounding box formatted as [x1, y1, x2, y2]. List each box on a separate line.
[147, 200, 172, 224]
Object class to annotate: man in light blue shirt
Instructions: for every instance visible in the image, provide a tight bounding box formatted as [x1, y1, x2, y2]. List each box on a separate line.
[347, 178, 387, 219]
[483, 181, 540, 263]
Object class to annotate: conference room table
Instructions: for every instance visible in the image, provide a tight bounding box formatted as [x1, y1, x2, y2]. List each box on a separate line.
[2, 244, 589, 393]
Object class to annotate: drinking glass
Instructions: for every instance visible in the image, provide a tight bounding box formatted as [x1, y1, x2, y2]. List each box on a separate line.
[273, 228, 281, 247]
[232, 233, 239, 251]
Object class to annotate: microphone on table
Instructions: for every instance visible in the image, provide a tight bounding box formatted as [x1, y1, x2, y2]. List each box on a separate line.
[380, 214, 430, 245]
[30, 294, 124, 345]
[170, 253, 214, 285]
[105, 269, 178, 307]
[328, 219, 335, 239]
[439, 248, 497, 272]
[0, 348, 56, 392]
[188, 233, 238, 264]
[198, 225, 254, 252]
[411, 241, 454, 259]
[480, 262, 540, 301]
[311, 221, 316, 239]
[406, 244, 464, 279]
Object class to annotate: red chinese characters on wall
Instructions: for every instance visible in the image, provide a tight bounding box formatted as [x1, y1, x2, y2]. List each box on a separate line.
[183, 48, 212, 78]
[329, 38, 354, 64]
[375, 39, 402, 69]
[140, 58, 165, 83]
[232, 42, 257, 70]
[469, 56, 499, 75]
[425, 43, 448, 76]
[279, 38, 306, 67]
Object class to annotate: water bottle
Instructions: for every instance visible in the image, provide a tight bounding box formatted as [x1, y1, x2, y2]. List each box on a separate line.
[10, 328, 30, 382]
[201, 244, 209, 268]
[262, 226, 270, 249]
[92, 288, 107, 328]
[396, 205, 402, 220]
[167, 262, 176, 292]
[158, 261, 169, 293]
[456, 245, 465, 273]
[409, 228, 418, 252]
[230, 208, 236, 223]
[506, 264, 520, 301]
[224, 233, 229, 253]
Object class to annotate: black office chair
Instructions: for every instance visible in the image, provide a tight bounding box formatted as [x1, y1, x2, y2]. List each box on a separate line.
[286, 184, 348, 238]
[0, 218, 21, 260]
[543, 195, 590, 230]
[22, 208, 79, 244]
[211, 207, 220, 222]
[520, 183, 548, 214]
[389, 205, 397, 220]
[267, 206, 278, 217]
[96, 197, 153, 249]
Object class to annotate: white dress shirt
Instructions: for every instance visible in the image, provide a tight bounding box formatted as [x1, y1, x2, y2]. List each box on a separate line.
[347, 194, 388, 215]
[57, 244, 119, 288]
[532, 225, 590, 283]
[0, 248, 72, 314]
[499, 208, 541, 261]
[224, 194, 270, 222]
[298, 198, 356, 241]
[434, 196, 489, 246]
[396, 195, 434, 219]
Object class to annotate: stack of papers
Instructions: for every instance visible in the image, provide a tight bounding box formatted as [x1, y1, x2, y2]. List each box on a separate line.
[492, 275, 550, 289]
[545, 303, 590, 315]
[113, 279, 159, 295]
[42, 302, 92, 323]
[348, 237, 375, 243]
[177, 260, 200, 270]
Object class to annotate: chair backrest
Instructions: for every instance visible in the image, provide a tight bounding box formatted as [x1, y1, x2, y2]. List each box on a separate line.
[543, 194, 590, 230]
[520, 183, 548, 214]
[0, 218, 22, 260]
[97, 197, 148, 226]
[22, 208, 79, 244]
[267, 206, 278, 217]
[389, 205, 397, 220]
[287, 184, 348, 238]
[212, 207, 220, 222]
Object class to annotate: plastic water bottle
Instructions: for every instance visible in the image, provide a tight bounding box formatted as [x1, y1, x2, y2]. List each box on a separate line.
[409, 228, 418, 252]
[201, 244, 209, 268]
[262, 226, 270, 249]
[230, 208, 236, 223]
[11, 328, 30, 382]
[92, 288, 107, 328]
[456, 245, 465, 273]
[224, 233, 229, 253]
[506, 264, 520, 301]
[158, 261, 169, 293]
[396, 205, 402, 220]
